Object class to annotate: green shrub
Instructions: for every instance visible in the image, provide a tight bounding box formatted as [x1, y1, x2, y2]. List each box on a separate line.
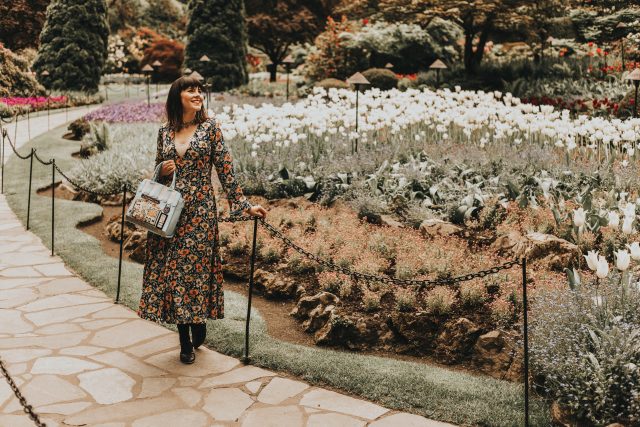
[315, 78, 349, 90]
[395, 288, 417, 312]
[34, 0, 109, 92]
[68, 118, 91, 141]
[0, 45, 44, 97]
[361, 68, 398, 91]
[362, 289, 381, 312]
[531, 273, 640, 425]
[425, 286, 456, 315]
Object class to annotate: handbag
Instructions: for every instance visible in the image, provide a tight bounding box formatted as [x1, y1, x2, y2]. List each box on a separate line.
[125, 163, 184, 238]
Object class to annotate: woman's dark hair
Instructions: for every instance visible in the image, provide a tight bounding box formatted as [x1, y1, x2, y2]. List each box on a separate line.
[165, 75, 208, 130]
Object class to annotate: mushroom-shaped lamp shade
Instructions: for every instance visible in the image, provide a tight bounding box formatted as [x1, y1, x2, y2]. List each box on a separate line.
[346, 72, 370, 86]
[199, 55, 210, 63]
[152, 60, 162, 68]
[384, 62, 394, 69]
[41, 70, 50, 77]
[429, 59, 447, 70]
[626, 68, 640, 81]
[282, 55, 294, 65]
[184, 68, 192, 75]
[142, 64, 154, 74]
[617, 22, 627, 29]
[189, 70, 204, 81]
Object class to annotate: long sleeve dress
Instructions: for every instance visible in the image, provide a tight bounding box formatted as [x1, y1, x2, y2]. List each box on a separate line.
[137, 117, 252, 325]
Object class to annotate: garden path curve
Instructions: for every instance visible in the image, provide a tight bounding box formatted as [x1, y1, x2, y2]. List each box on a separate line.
[0, 110, 455, 426]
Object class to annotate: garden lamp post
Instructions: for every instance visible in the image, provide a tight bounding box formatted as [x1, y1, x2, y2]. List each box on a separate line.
[282, 54, 294, 101]
[346, 72, 370, 154]
[142, 64, 154, 106]
[429, 59, 447, 89]
[199, 55, 211, 108]
[627, 68, 640, 117]
[617, 22, 627, 72]
[41, 70, 50, 130]
[152, 60, 162, 93]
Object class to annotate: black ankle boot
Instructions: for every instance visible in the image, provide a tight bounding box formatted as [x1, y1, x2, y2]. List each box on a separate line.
[177, 324, 195, 364]
[191, 323, 206, 349]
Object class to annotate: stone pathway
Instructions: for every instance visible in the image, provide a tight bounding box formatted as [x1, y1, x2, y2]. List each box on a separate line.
[0, 192, 455, 426]
[1, 105, 99, 160]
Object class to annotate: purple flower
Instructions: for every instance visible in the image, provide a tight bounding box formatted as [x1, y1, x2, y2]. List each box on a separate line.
[82, 101, 165, 123]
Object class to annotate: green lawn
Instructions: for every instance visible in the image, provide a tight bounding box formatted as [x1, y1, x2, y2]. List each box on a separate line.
[2, 124, 551, 426]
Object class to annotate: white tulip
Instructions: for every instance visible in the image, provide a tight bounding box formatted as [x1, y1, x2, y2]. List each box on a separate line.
[573, 207, 586, 228]
[623, 216, 635, 235]
[596, 256, 609, 279]
[615, 249, 631, 271]
[584, 250, 599, 271]
[624, 202, 636, 218]
[608, 211, 620, 228]
[628, 242, 640, 260]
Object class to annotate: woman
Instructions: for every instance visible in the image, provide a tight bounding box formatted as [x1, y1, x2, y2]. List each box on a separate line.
[137, 75, 267, 364]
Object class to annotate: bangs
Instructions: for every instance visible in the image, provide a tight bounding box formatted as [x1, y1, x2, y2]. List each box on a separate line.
[175, 75, 204, 92]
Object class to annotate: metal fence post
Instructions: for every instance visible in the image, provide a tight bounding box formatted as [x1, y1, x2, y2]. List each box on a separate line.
[26, 148, 34, 230]
[522, 257, 529, 427]
[116, 184, 127, 303]
[1, 128, 5, 194]
[243, 217, 259, 364]
[51, 159, 55, 256]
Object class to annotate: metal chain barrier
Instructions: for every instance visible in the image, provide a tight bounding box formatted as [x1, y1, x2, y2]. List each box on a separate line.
[258, 218, 521, 289]
[33, 150, 54, 166]
[53, 163, 132, 197]
[3, 129, 33, 160]
[0, 357, 47, 427]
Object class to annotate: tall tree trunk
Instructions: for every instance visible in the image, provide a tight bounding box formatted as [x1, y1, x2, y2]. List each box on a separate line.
[269, 62, 278, 82]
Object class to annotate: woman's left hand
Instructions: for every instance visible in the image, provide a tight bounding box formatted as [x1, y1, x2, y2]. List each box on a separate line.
[244, 205, 267, 218]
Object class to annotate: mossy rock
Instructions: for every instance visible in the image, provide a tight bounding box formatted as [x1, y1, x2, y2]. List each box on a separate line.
[361, 68, 398, 91]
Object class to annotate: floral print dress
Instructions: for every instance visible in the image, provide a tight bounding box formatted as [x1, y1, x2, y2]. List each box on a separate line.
[138, 117, 252, 325]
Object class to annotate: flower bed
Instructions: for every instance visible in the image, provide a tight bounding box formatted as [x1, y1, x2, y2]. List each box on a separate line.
[82, 101, 165, 123]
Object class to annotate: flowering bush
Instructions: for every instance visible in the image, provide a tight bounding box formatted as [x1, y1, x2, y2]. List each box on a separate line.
[83, 101, 165, 123]
[531, 270, 640, 425]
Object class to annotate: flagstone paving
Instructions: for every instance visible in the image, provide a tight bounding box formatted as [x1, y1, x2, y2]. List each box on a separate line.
[0, 139, 456, 425]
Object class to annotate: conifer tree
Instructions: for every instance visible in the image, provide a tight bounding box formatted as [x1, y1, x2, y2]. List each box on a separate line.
[33, 0, 109, 92]
[185, 0, 249, 91]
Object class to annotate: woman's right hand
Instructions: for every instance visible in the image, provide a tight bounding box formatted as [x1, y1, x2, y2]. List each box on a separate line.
[160, 160, 176, 177]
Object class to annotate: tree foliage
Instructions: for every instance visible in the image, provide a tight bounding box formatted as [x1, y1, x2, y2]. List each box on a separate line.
[0, 45, 45, 97]
[141, 37, 185, 82]
[185, 0, 249, 91]
[247, 0, 318, 82]
[34, 0, 109, 92]
[0, 0, 50, 50]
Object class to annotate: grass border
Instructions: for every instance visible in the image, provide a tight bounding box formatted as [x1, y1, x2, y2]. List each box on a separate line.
[2, 124, 551, 426]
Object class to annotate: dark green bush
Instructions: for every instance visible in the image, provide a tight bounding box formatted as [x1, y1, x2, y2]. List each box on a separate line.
[33, 0, 109, 92]
[68, 118, 90, 140]
[315, 78, 349, 90]
[361, 68, 398, 91]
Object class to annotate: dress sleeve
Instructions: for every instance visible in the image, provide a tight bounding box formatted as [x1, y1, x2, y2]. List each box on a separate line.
[154, 126, 170, 185]
[210, 120, 252, 216]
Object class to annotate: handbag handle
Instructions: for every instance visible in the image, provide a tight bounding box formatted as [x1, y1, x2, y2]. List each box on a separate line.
[152, 162, 177, 189]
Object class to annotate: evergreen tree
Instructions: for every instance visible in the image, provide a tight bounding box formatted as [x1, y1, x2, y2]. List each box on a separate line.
[33, 0, 109, 92]
[185, 0, 249, 91]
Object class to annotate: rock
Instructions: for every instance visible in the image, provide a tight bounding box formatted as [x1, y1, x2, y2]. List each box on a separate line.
[472, 330, 521, 380]
[380, 215, 404, 228]
[419, 219, 462, 238]
[314, 311, 359, 348]
[387, 312, 440, 352]
[491, 231, 579, 270]
[105, 215, 135, 242]
[550, 401, 576, 427]
[124, 230, 147, 263]
[253, 269, 297, 299]
[304, 304, 335, 333]
[57, 182, 78, 200]
[434, 318, 481, 363]
[291, 292, 340, 334]
[99, 192, 126, 206]
[290, 292, 339, 321]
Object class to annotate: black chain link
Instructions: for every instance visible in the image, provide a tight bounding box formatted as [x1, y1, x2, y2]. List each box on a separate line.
[0, 357, 47, 427]
[33, 150, 54, 166]
[258, 219, 522, 289]
[2, 129, 33, 160]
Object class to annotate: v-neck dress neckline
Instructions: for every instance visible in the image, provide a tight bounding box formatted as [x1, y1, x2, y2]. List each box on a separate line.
[172, 122, 201, 159]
